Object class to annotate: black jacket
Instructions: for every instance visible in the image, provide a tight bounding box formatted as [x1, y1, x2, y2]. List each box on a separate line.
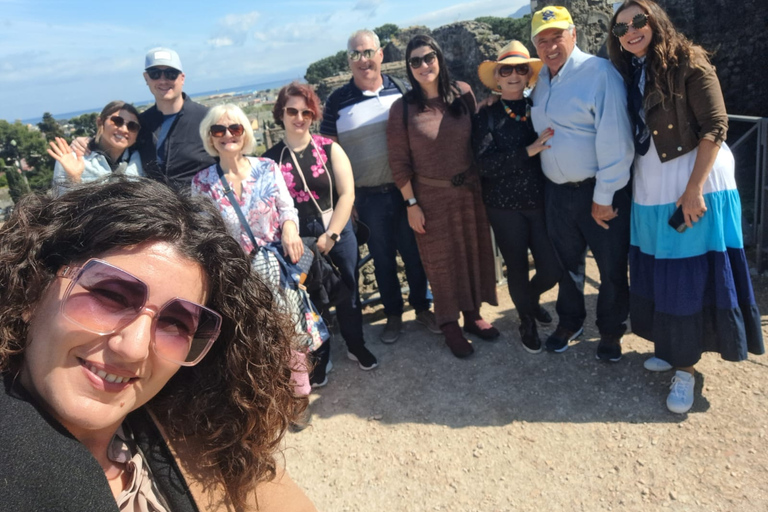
[138, 93, 216, 190]
[0, 373, 198, 511]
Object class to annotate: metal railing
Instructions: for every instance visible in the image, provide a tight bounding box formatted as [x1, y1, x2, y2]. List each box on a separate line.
[728, 115, 768, 272]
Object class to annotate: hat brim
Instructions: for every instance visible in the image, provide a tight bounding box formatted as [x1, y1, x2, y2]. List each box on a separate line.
[531, 21, 572, 40]
[477, 57, 544, 92]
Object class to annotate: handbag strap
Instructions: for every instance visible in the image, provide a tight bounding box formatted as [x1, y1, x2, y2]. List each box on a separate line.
[215, 162, 260, 253]
[280, 138, 334, 217]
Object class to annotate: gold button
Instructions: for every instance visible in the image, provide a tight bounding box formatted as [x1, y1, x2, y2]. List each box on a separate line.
[653, 130, 658, 135]
[668, 124, 674, 129]
[677, 146, 683, 151]
[662, 153, 667, 158]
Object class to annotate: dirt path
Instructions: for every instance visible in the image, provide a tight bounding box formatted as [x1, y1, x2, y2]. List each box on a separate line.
[283, 255, 768, 511]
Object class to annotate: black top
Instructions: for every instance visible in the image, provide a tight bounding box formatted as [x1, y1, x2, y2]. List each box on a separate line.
[472, 99, 545, 210]
[263, 136, 339, 220]
[137, 93, 216, 190]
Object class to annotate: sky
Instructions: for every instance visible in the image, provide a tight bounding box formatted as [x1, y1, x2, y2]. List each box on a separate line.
[0, 0, 529, 122]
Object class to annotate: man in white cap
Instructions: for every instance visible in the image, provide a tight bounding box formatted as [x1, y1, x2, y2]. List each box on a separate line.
[137, 47, 215, 188]
[529, 6, 634, 361]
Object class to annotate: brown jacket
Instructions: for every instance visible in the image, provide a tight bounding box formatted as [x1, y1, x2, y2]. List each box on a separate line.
[645, 55, 728, 162]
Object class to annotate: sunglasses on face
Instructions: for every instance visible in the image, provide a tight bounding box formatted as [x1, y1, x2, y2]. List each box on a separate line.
[57, 259, 222, 366]
[612, 13, 650, 38]
[209, 124, 245, 138]
[498, 64, 530, 77]
[146, 67, 181, 81]
[348, 48, 378, 61]
[409, 51, 437, 69]
[109, 115, 141, 133]
[284, 107, 314, 119]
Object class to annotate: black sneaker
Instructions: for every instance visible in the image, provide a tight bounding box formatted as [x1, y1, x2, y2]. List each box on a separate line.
[545, 325, 584, 353]
[347, 346, 379, 370]
[595, 334, 622, 362]
[535, 305, 553, 325]
[519, 316, 542, 354]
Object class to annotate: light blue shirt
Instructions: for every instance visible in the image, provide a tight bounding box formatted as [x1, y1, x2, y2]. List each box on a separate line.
[52, 149, 144, 197]
[531, 46, 634, 206]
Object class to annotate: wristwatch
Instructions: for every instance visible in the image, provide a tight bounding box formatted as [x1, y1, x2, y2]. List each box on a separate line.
[404, 197, 418, 207]
[327, 231, 340, 242]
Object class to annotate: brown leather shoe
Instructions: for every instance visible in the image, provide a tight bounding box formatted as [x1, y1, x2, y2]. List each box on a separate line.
[441, 322, 474, 358]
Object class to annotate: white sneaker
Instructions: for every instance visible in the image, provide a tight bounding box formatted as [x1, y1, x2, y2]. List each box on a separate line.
[644, 356, 673, 372]
[666, 371, 695, 414]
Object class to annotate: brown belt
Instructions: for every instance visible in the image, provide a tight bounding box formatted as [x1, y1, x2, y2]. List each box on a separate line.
[414, 173, 477, 189]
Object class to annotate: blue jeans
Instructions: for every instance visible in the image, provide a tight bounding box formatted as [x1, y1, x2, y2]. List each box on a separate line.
[355, 185, 431, 316]
[544, 180, 631, 336]
[300, 217, 365, 350]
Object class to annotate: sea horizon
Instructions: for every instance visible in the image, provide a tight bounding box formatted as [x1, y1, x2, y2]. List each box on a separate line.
[19, 77, 297, 125]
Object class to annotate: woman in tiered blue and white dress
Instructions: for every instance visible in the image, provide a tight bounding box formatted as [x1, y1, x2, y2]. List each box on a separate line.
[608, 0, 764, 413]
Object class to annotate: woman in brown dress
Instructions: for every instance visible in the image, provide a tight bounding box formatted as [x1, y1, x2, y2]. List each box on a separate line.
[387, 34, 498, 358]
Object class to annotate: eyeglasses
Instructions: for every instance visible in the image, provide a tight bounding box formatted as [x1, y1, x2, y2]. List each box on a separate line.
[409, 51, 437, 69]
[612, 13, 650, 38]
[109, 116, 141, 133]
[146, 67, 181, 81]
[209, 124, 245, 138]
[57, 259, 222, 366]
[348, 48, 378, 61]
[498, 64, 530, 77]
[284, 107, 314, 119]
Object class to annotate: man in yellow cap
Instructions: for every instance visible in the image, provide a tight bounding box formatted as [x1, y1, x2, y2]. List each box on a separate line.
[529, 6, 634, 361]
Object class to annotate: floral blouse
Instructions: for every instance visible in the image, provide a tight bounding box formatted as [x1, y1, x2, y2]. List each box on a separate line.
[191, 156, 299, 255]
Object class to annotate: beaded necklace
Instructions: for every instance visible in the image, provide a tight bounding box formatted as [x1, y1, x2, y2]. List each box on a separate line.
[501, 99, 530, 122]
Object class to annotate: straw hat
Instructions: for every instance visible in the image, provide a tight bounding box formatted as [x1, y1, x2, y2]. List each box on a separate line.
[477, 40, 543, 92]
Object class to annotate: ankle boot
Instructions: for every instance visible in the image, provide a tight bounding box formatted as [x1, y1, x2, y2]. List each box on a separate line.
[441, 321, 474, 358]
[519, 315, 542, 354]
[462, 309, 500, 340]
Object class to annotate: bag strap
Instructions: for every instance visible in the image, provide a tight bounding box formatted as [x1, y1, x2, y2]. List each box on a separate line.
[215, 162, 260, 254]
[281, 139, 334, 217]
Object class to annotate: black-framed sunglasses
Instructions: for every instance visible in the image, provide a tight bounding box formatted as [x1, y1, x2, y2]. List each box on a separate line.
[612, 13, 650, 38]
[146, 67, 181, 81]
[409, 51, 437, 69]
[498, 64, 530, 77]
[284, 107, 314, 119]
[109, 115, 141, 133]
[348, 48, 378, 61]
[56, 259, 222, 366]
[210, 124, 245, 138]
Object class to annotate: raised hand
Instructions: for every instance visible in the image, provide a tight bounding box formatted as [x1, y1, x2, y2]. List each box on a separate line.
[47, 137, 85, 182]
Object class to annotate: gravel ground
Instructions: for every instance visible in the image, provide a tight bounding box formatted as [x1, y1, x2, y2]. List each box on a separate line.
[283, 254, 768, 511]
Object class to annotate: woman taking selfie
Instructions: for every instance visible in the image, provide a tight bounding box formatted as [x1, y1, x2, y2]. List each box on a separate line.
[49, 100, 144, 196]
[387, 34, 498, 359]
[608, 0, 764, 413]
[0, 180, 315, 510]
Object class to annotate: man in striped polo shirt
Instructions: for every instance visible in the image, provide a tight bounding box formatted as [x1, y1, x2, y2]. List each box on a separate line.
[321, 29, 439, 343]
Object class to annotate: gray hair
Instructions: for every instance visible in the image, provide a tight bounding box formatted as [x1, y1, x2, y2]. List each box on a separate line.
[347, 29, 380, 51]
[199, 103, 256, 157]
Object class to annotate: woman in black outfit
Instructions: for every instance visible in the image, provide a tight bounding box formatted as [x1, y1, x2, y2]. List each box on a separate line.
[473, 41, 561, 353]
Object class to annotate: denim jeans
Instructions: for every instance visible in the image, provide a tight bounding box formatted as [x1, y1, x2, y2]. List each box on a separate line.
[355, 185, 431, 316]
[299, 217, 365, 350]
[544, 180, 630, 336]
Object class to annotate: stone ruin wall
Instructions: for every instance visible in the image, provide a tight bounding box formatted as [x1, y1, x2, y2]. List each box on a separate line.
[532, 0, 768, 117]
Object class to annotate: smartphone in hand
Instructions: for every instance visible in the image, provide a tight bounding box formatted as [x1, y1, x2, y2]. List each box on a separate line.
[668, 205, 687, 233]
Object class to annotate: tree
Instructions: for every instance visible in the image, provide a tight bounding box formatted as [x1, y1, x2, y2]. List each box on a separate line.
[374, 23, 399, 44]
[70, 112, 99, 137]
[475, 15, 533, 52]
[0, 120, 53, 195]
[305, 50, 349, 84]
[37, 112, 65, 142]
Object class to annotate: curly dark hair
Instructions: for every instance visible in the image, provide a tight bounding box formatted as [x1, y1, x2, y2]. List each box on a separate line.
[272, 81, 323, 128]
[0, 179, 304, 510]
[404, 34, 466, 117]
[607, 0, 711, 108]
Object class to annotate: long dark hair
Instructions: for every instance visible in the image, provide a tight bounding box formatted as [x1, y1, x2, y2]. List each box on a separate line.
[404, 34, 465, 117]
[607, 0, 710, 107]
[0, 179, 303, 510]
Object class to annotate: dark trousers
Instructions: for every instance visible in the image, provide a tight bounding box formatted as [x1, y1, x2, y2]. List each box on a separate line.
[544, 180, 631, 336]
[355, 185, 431, 316]
[300, 217, 365, 350]
[486, 207, 561, 318]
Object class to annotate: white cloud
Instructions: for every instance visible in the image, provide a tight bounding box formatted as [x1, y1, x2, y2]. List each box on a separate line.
[208, 37, 234, 48]
[353, 0, 381, 17]
[208, 11, 261, 47]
